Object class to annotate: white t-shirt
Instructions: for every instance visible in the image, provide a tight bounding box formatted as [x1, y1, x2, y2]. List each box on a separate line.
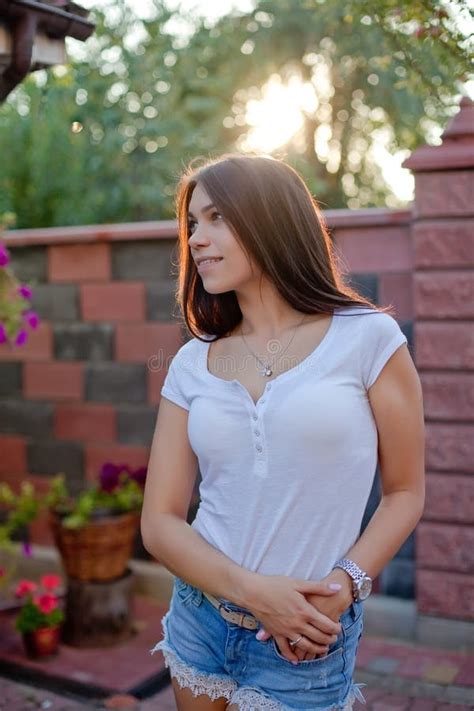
[160, 306, 407, 582]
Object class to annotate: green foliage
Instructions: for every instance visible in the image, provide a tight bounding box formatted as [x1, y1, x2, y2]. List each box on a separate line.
[15, 600, 64, 634]
[49, 472, 143, 529]
[0, 0, 470, 226]
[0, 482, 40, 552]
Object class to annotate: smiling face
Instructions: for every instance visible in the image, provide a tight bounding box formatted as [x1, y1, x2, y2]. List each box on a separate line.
[187, 182, 261, 295]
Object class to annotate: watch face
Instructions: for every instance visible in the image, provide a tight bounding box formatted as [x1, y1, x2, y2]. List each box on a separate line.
[358, 577, 372, 600]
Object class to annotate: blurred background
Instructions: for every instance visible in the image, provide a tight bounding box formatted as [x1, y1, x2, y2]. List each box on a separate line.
[0, 0, 472, 227]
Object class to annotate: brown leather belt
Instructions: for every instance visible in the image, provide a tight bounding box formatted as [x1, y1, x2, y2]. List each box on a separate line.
[203, 591, 259, 630]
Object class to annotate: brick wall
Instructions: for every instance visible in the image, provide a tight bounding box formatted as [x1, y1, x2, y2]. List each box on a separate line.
[404, 97, 474, 621]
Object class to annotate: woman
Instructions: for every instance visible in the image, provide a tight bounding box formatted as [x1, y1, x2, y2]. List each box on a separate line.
[142, 154, 425, 711]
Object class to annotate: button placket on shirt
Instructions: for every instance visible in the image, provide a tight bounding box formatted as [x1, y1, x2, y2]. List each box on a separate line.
[252, 381, 272, 476]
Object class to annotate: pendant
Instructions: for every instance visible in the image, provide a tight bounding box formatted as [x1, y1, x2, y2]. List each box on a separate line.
[260, 366, 272, 377]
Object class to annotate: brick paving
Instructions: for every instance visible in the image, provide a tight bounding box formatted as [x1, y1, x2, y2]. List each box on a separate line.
[1, 634, 472, 710]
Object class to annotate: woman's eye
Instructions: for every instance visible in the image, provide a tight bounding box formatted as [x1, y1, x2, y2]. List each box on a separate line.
[187, 220, 197, 234]
[211, 211, 222, 221]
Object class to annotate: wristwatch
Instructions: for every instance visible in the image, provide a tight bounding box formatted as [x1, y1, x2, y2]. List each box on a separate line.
[333, 558, 372, 601]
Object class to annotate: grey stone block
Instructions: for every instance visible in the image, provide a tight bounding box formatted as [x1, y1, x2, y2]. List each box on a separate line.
[112, 240, 177, 281]
[85, 363, 146, 403]
[379, 558, 415, 599]
[54, 323, 113, 361]
[349, 273, 378, 304]
[146, 280, 179, 321]
[31, 284, 79, 321]
[27, 440, 84, 493]
[8, 246, 47, 283]
[0, 399, 53, 436]
[117, 404, 157, 445]
[0, 362, 22, 397]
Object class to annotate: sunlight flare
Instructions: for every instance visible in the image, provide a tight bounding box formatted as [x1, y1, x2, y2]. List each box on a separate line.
[239, 75, 318, 153]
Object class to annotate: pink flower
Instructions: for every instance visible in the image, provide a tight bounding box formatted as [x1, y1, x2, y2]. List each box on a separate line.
[35, 593, 58, 614]
[0, 566, 5, 578]
[22, 310, 40, 330]
[18, 285, 33, 299]
[15, 580, 37, 598]
[0, 244, 10, 267]
[0, 324, 7, 344]
[14, 329, 28, 346]
[41, 574, 61, 592]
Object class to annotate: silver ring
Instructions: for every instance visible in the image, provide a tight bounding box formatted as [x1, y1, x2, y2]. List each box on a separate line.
[289, 634, 304, 648]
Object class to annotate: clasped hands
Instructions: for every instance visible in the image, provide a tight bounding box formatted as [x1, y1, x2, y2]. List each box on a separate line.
[246, 571, 353, 665]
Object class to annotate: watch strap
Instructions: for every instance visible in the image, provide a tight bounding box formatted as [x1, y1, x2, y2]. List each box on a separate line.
[333, 558, 367, 584]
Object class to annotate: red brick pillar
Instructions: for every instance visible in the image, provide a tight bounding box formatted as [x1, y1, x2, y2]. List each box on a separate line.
[404, 97, 474, 638]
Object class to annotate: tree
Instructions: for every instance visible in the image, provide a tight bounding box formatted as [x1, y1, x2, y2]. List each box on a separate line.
[0, 0, 470, 227]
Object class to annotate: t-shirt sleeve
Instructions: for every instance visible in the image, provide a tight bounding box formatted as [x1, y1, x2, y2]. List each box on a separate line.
[160, 351, 190, 411]
[360, 312, 408, 390]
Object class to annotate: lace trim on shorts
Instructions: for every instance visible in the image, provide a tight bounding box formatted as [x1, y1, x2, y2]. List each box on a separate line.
[150, 612, 237, 703]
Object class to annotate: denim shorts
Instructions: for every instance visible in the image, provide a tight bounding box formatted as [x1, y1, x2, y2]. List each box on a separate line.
[150, 576, 367, 710]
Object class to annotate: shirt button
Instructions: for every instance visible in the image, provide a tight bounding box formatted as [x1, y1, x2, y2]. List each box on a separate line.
[254, 430, 260, 436]
[252, 414, 258, 421]
[267, 383, 272, 389]
[260, 399, 266, 404]
[256, 445, 263, 453]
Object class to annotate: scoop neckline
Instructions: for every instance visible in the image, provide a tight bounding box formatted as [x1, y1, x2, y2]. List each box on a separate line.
[201, 311, 341, 390]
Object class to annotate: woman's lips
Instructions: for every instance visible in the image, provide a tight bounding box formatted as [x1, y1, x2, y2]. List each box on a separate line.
[197, 258, 223, 272]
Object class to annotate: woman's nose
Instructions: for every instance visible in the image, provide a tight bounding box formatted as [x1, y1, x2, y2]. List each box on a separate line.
[189, 226, 210, 248]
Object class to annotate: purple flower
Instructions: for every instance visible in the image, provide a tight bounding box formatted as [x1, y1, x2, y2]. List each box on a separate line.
[22, 541, 32, 557]
[130, 466, 147, 489]
[18, 285, 33, 299]
[0, 244, 10, 267]
[99, 462, 121, 492]
[23, 310, 40, 330]
[0, 323, 7, 344]
[14, 329, 28, 347]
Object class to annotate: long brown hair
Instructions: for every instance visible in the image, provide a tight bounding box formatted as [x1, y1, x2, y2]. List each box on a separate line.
[175, 153, 379, 341]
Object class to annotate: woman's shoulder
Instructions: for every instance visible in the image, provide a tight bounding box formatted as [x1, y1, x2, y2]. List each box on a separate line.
[333, 305, 406, 345]
[334, 305, 399, 325]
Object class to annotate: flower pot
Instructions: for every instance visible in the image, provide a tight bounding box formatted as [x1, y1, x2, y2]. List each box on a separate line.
[49, 509, 140, 582]
[22, 625, 61, 659]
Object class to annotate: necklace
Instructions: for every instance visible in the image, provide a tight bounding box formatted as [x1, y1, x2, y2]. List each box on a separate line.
[239, 313, 307, 377]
